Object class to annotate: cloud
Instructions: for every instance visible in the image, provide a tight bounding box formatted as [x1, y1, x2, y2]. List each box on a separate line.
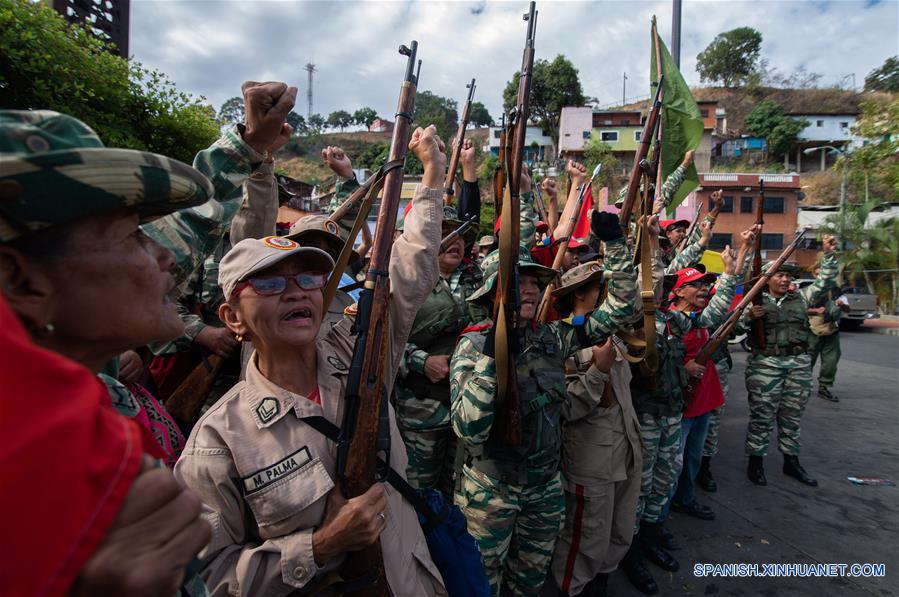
[130, 0, 898, 122]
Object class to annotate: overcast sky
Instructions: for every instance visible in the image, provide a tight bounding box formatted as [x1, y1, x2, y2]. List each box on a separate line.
[130, 0, 898, 123]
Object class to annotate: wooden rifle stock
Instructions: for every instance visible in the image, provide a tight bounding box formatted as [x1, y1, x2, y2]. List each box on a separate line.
[533, 175, 549, 226]
[751, 179, 766, 349]
[329, 173, 383, 223]
[675, 200, 704, 253]
[694, 229, 806, 368]
[336, 41, 420, 596]
[619, 76, 664, 229]
[492, 1, 537, 446]
[164, 353, 224, 423]
[444, 78, 476, 205]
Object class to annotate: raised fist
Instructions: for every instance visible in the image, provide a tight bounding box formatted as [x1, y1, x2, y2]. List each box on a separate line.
[240, 81, 298, 154]
[322, 146, 354, 179]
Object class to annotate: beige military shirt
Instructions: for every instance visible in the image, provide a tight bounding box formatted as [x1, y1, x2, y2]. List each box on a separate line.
[175, 186, 447, 597]
[560, 340, 642, 492]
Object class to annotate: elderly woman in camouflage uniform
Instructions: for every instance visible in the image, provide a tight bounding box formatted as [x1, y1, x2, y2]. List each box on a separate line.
[449, 211, 637, 597]
[392, 204, 483, 494]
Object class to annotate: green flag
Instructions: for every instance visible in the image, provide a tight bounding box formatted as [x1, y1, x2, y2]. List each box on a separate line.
[651, 20, 702, 208]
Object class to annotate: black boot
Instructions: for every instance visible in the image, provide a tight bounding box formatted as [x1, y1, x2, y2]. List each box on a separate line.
[818, 386, 839, 402]
[620, 542, 658, 595]
[580, 573, 609, 597]
[747, 455, 767, 486]
[697, 455, 718, 492]
[783, 454, 818, 486]
[657, 522, 681, 551]
[638, 523, 679, 572]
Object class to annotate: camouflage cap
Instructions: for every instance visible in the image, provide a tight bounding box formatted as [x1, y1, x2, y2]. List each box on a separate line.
[285, 214, 360, 266]
[218, 236, 334, 299]
[761, 260, 801, 276]
[551, 261, 604, 298]
[441, 205, 478, 245]
[468, 245, 556, 304]
[0, 110, 213, 243]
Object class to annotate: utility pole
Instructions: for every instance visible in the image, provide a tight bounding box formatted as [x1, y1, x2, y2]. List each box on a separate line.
[671, 0, 682, 67]
[622, 72, 627, 106]
[303, 62, 316, 119]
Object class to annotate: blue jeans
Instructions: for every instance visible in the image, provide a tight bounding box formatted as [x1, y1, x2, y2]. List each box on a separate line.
[660, 412, 711, 519]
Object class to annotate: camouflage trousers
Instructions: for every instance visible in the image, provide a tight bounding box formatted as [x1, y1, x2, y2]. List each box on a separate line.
[744, 354, 812, 456]
[635, 413, 683, 527]
[809, 332, 841, 388]
[392, 386, 455, 494]
[702, 360, 731, 458]
[455, 464, 565, 597]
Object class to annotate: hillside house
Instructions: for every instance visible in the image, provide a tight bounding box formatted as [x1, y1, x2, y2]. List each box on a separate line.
[787, 112, 859, 172]
[559, 100, 723, 173]
[486, 125, 555, 163]
[369, 118, 394, 133]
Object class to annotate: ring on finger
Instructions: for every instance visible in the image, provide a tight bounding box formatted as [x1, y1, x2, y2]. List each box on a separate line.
[378, 512, 386, 521]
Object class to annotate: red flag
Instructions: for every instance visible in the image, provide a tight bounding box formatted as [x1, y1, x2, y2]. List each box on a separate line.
[571, 183, 594, 240]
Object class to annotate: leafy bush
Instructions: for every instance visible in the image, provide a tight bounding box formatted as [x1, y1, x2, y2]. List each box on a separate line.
[0, 0, 219, 164]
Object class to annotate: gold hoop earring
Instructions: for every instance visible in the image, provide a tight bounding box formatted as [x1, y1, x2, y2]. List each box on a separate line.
[235, 333, 244, 342]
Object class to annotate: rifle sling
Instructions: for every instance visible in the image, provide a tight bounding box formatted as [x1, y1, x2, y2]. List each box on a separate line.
[299, 415, 441, 529]
[637, 182, 659, 376]
[320, 161, 401, 313]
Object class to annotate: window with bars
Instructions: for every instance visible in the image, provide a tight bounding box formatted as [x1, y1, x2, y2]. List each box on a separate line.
[761, 233, 784, 250]
[710, 195, 734, 213]
[710, 233, 732, 250]
[763, 196, 785, 213]
[741, 196, 754, 213]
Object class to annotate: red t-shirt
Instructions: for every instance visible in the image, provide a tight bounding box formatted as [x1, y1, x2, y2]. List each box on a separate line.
[0, 296, 147, 596]
[681, 326, 725, 418]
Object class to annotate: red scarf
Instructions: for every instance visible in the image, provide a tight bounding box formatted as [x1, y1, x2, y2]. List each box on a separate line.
[681, 326, 725, 418]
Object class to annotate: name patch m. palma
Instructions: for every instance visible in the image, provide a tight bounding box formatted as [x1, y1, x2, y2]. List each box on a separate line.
[242, 447, 312, 495]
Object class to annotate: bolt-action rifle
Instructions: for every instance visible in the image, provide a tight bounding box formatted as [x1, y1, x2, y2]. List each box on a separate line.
[492, 1, 537, 445]
[444, 79, 477, 205]
[336, 41, 420, 596]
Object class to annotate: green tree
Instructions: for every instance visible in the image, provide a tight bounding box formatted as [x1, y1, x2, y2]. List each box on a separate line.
[822, 199, 898, 312]
[582, 136, 620, 191]
[469, 101, 493, 127]
[744, 100, 808, 159]
[285, 111, 304, 134]
[414, 90, 459, 143]
[326, 110, 353, 132]
[307, 113, 326, 135]
[864, 56, 899, 92]
[219, 96, 245, 126]
[0, 0, 219, 164]
[844, 98, 899, 202]
[353, 107, 379, 128]
[696, 27, 763, 87]
[503, 55, 585, 147]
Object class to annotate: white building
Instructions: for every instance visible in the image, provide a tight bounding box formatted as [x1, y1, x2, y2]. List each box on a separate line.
[787, 112, 860, 172]
[486, 125, 556, 163]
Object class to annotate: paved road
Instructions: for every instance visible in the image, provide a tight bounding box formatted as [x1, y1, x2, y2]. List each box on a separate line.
[607, 329, 899, 597]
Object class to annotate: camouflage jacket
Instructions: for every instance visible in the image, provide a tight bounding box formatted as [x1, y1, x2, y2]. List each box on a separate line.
[403, 260, 484, 377]
[141, 126, 265, 292]
[739, 251, 838, 365]
[449, 238, 636, 484]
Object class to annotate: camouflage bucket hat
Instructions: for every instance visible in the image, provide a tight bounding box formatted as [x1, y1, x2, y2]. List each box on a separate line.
[285, 214, 360, 266]
[468, 245, 556, 304]
[441, 205, 478, 245]
[761, 260, 801, 276]
[551, 261, 604, 298]
[0, 110, 213, 243]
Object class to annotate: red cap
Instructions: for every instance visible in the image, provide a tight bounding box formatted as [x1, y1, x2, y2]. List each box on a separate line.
[567, 236, 586, 249]
[536, 220, 549, 233]
[661, 219, 690, 232]
[672, 267, 716, 291]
